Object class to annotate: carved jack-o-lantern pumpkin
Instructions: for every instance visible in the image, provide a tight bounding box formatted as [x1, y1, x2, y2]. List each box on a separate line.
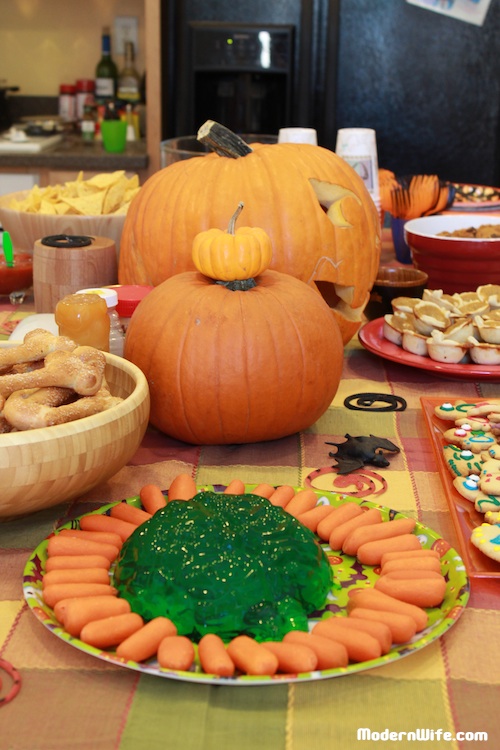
[118, 122, 381, 344]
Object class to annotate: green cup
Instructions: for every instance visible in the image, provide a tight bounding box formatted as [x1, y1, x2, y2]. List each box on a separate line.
[101, 120, 127, 153]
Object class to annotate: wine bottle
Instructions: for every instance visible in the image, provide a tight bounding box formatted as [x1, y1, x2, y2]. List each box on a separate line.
[117, 41, 141, 103]
[95, 27, 118, 104]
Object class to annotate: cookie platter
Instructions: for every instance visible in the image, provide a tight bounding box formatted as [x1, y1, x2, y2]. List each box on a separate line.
[23, 485, 469, 685]
[422, 398, 500, 578]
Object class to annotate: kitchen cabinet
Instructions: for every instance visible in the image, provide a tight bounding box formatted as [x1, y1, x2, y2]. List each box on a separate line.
[0, 172, 38, 197]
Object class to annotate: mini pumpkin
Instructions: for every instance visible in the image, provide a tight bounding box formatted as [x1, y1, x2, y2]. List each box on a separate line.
[119, 121, 381, 345]
[192, 201, 272, 282]
[124, 207, 344, 445]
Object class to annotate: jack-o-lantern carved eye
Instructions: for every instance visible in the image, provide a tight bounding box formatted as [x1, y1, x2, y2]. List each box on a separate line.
[118, 121, 381, 345]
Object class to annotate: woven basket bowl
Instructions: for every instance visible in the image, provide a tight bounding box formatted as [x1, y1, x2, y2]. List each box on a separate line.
[0, 352, 150, 520]
[0, 190, 126, 256]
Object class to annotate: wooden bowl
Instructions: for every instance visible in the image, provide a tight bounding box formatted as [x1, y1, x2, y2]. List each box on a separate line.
[0, 190, 127, 256]
[0, 353, 150, 520]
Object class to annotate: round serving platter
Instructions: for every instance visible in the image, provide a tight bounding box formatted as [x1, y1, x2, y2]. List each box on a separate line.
[23, 486, 469, 685]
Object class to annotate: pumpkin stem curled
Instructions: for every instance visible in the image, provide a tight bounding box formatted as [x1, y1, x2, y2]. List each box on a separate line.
[215, 279, 257, 291]
[197, 120, 253, 158]
[228, 202, 244, 234]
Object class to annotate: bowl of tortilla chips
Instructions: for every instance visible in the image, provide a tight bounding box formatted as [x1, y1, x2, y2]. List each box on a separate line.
[0, 171, 140, 257]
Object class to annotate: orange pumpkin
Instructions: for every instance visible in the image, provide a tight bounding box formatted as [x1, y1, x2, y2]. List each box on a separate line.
[118, 122, 381, 344]
[124, 217, 344, 445]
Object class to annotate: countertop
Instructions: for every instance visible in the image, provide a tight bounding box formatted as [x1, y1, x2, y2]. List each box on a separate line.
[0, 229, 498, 749]
[0, 134, 149, 172]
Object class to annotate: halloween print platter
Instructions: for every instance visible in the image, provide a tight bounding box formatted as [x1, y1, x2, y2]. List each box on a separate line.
[421, 398, 500, 579]
[358, 318, 500, 381]
[23, 485, 469, 685]
[450, 183, 500, 211]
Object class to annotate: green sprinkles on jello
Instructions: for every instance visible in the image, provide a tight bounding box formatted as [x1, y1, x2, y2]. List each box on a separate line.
[114, 491, 333, 642]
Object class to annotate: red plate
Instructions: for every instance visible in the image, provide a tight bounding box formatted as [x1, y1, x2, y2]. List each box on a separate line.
[358, 318, 500, 381]
[421, 397, 500, 579]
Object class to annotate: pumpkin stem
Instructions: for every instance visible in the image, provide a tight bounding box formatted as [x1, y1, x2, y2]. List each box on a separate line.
[197, 120, 253, 158]
[216, 279, 257, 291]
[228, 202, 244, 235]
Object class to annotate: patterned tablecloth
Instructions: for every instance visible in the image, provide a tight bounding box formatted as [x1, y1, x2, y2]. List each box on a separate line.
[1, 233, 499, 750]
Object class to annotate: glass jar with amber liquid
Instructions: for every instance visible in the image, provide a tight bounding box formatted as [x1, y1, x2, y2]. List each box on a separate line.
[55, 293, 110, 351]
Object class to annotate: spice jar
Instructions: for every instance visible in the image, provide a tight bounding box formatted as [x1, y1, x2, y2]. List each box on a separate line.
[58, 84, 76, 122]
[55, 293, 110, 351]
[76, 79, 95, 122]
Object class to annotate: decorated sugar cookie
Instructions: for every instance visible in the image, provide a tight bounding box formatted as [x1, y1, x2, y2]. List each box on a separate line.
[485, 510, 500, 524]
[443, 446, 484, 477]
[452, 475, 500, 514]
[482, 443, 500, 461]
[442, 425, 496, 453]
[479, 458, 500, 494]
[434, 401, 479, 422]
[470, 522, 500, 562]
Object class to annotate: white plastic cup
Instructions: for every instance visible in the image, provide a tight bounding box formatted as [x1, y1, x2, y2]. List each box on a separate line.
[278, 127, 318, 145]
[335, 127, 380, 199]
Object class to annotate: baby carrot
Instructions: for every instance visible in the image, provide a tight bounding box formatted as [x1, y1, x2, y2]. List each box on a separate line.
[312, 619, 382, 663]
[374, 575, 447, 609]
[378, 569, 443, 581]
[380, 549, 440, 566]
[54, 596, 131, 637]
[79, 514, 138, 542]
[283, 630, 349, 670]
[58, 528, 123, 550]
[297, 504, 334, 533]
[157, 635, 195, 671]
[80, 612, 144, 649]
[42, 568, 110, 588]
[139, 484, 167, 514]
[45, 554, 111, 572]
[43, 582, 117, 609]
[327, 616, 393, 655]
[316, 501, 363, 542]
[167, 473, 197, 501]
[347, 588, 428, 631]
[251, 483, 276, 500]
[198, 633, 235, 677]
[285, 489, 319, 518]
[47, 535, 119, 563]
[329, 508, 383, 552]
[227, 635, 279, 676]
[356, 534, 422, 566]
[224, 479, 246, 495]
[342, 517, 417, 557]
[381, 556, 442, 575]
[110, 502, 152, 526]
[268, 485, 296, 508]
[116, 617, 178, 663]
[261, 640, 318, 674]
[348, 607, 417, 644]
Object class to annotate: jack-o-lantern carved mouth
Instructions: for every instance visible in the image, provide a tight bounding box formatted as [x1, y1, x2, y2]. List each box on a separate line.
[313, 279, 367, 323]
[309, 179, 372, 327]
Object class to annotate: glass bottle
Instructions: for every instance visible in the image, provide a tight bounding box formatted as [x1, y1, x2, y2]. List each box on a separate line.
[55, 293, 110, 351]
[117, 41, 141, 104]
[81, 103, 96, 143]
[95, 27, 118, 105]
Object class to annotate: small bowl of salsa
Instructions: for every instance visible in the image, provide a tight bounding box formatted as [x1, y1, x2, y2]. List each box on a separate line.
[0, 252, 33, 296]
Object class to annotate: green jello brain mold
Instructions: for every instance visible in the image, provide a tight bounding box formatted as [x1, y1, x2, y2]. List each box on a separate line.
[114, 491, 333, 642]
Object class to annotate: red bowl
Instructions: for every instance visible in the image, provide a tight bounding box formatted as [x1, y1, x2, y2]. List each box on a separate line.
[0, 253, 33, 295]
[404, 214, 500, 294]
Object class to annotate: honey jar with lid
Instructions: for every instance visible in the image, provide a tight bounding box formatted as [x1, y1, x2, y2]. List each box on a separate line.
[55, 292, 110, 351]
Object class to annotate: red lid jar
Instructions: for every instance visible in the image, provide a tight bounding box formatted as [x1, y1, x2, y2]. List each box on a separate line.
[107, 284, 154, 330]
